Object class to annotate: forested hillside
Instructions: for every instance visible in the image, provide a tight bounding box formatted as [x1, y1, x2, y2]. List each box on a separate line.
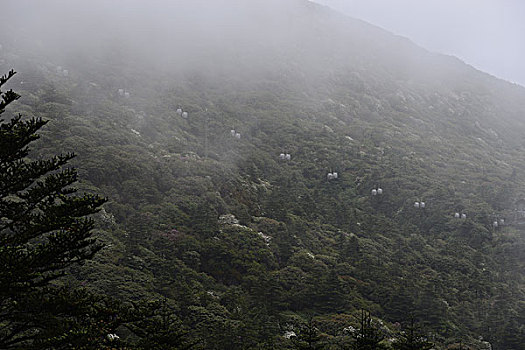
[1, 0, 524, 348]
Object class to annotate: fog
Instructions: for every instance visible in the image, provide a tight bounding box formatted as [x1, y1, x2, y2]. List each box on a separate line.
[1, 3, 524, 348]
[311, 0, 525, 87]
[1, 0, 322, 76]
[2, 0, 524, 101]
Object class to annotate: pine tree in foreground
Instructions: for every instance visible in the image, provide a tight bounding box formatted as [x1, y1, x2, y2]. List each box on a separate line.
[0, 69, 111, 348]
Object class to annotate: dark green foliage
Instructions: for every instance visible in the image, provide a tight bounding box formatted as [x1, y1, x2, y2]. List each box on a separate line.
[25, 287, 133, 350]
[292, 318, 324, 350]
[349, 310, 388, 350]
[127, 300, 198, 350]
[0, 70, 108, 348]
[392, 319, 434, 350]
[2, 0, 525, 347]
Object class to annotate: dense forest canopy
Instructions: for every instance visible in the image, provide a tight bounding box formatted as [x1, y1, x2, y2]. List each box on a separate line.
[1, 0, 524, 348]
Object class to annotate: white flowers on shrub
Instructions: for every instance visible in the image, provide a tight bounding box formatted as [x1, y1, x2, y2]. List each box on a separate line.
[107, 333, 120, 341]
[283, 331, 296, 339]
[343, 326, 356, 334]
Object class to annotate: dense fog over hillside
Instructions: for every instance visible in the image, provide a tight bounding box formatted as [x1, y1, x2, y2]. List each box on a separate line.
[3, 0, 322, 72]
[4, 0, 521, 95]
[1, 1, 524, 349]
[312, 0, 525, 87]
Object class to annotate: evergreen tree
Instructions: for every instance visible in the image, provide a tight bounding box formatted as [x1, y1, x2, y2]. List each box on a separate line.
[392, 319, 434, 350]
[350, 310, 387, 350]
[129, 300, 198, 350]
[292, 317, 324, 350]
[0, 70, 108, 348]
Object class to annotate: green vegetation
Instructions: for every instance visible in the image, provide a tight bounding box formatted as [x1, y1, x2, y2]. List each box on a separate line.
[1, 1, 524, 348]
[0, 71, 194, 350]
[0, 69, 109, 347]
[393, 319, 434, 350]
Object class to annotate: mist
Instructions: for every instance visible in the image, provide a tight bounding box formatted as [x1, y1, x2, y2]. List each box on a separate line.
[1, 1, 525, 349]
[311, 0, 525, 87]
[1, 0, 492, 93]
[2, 0, 321, 77]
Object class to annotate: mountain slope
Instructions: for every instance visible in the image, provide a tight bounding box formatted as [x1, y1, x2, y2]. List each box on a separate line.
[1, 0, 524, 348]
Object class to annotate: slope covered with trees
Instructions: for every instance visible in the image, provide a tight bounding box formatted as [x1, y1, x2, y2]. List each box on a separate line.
[1, 0, 524, 348]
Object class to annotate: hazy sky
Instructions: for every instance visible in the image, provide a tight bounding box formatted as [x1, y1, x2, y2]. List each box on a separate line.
[311, 0, 525, 87]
